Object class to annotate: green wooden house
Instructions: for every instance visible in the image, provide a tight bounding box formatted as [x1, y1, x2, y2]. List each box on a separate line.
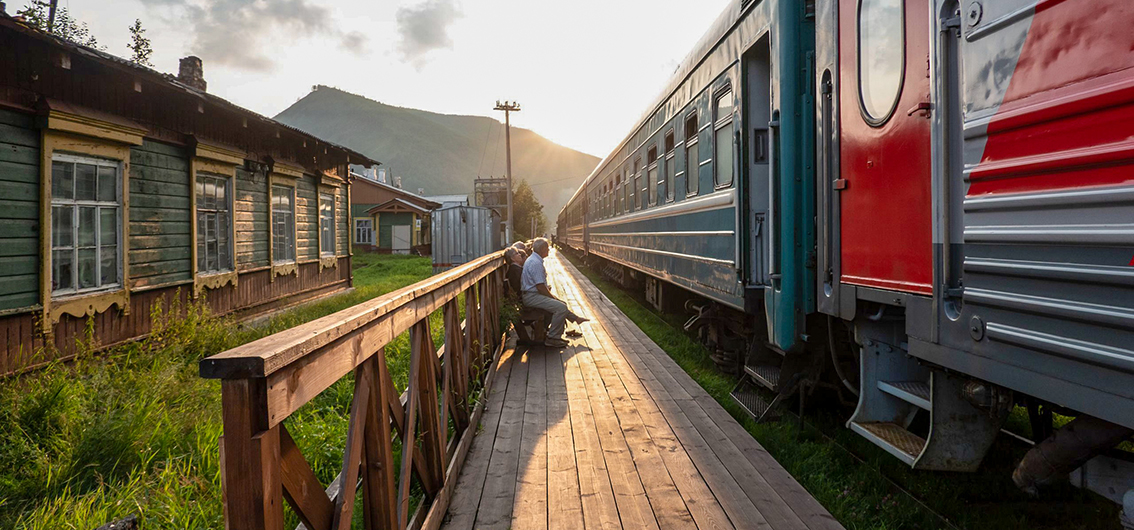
[350, 174, 439, 254]
[0, 14, 379, 376]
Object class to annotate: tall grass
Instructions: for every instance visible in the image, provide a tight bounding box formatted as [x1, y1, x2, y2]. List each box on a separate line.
[0, 252, 436, 529]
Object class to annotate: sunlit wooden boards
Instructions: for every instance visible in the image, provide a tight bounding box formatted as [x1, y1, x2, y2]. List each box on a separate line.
[440, 252, 843, 530]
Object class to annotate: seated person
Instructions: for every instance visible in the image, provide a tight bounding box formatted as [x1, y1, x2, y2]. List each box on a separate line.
[504, 246, 526, 299]
[520, 238, 586, 348]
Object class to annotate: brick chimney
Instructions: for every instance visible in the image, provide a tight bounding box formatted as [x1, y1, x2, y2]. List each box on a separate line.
[178, 56, 207, 91]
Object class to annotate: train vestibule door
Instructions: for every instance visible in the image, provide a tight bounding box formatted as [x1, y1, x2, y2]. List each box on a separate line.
[838, 0, 933, 295]
[743, 36, 772, 288]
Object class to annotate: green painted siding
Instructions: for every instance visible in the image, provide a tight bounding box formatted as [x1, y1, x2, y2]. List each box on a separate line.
[296, 176, 318, 261]
[351, 204, 378, 218]
[235, 167, 269, 269]
[0, 109, 40, 311]
[129, 140, 192, 289]
[378, 212, 414, 249]
[336, 185, 348, 254]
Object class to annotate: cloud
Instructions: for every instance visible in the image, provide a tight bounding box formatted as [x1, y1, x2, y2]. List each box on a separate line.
[395, 0, 463, 69]
[339, 30, 369, 56]
[141, 0, 338, 71]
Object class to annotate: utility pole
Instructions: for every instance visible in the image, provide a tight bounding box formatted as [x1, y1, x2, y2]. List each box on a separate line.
[494, 100, 520, 242]
[48, 0, 58, 32]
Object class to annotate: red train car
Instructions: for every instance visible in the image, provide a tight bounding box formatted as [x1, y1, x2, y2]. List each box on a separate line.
[816, 0, 1134, 500]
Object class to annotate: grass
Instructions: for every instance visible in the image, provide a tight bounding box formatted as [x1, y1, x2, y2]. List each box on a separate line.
[562, 252, 1123, 530]
[0, 251, 439, 530]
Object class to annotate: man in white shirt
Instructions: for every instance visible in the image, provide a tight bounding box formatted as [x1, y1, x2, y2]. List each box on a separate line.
[521, 238, 572, 347]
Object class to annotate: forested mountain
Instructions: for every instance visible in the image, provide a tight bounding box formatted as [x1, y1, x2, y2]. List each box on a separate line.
[274, 86, 600, 219]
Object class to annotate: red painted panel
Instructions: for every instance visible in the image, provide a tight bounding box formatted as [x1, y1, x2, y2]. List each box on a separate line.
[973, 0, 1134, 196]
[838, 0, 934, 295]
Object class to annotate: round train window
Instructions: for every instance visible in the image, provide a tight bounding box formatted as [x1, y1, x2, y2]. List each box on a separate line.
[858, 0, 904, 124]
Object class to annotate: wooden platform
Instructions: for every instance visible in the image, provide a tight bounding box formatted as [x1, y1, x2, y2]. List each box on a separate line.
[441, 252, 843, 530]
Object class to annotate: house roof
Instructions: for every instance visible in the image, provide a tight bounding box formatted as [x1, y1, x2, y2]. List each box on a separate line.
[366, 198, 433, 216]
[0, 12, 380, 170]
[350, 175, 440, 209]
[423, 194, 469, 205]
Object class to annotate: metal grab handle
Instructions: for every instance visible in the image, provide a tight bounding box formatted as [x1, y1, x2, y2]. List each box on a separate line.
[908, 102, 932, 117]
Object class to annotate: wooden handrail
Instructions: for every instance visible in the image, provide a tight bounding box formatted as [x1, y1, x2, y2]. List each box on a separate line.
[201, 251, 509, 530]
[201, 252, 504, 380]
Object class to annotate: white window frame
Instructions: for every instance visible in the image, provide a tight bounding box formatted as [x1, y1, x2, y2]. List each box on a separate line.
[355, 218, 375, 245]
[271, 184, 297, 264]
[319, 192, 336, 256]
[196, 173, 234, 275]
[50, 153, 122, 297]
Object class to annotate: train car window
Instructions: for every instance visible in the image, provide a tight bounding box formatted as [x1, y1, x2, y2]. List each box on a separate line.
[714, 90, 735, 188]
[664, 130, 676, 202]
[634, 159, 644, 210]
[622, 173, 630, 212]
[605, 181, 611, 217]
[647, 146, 659, 206]
[616, 174, 623, 214]
[858, 0, 904, 124]
[625, 168, 635, 211]
[685, 113, 700, 196]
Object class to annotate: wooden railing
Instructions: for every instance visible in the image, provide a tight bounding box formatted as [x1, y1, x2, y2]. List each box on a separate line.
[200, 252, 507, 530]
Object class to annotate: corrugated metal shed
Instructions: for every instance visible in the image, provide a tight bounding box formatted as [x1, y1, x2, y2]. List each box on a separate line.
[431, 206, 501, 273]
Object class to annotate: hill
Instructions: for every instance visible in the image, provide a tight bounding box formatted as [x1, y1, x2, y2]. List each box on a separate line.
[273, 86, 600, 222]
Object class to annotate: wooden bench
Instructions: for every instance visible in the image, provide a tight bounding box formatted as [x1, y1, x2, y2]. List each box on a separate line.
[515, 307, 550, 344]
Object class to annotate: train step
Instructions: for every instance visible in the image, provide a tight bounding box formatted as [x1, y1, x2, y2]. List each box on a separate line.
[730, 378, 781, 423]
[849, 421, 926, 465]
[878, 380, 930, 410]
[848, 324, 1011, 471]
[745, 364, 781, 392]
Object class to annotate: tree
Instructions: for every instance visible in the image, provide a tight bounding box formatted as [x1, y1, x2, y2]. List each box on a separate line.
[512, 179, 548, 240]
[127, 19, 153, 67]
[16, 1, 102, 49]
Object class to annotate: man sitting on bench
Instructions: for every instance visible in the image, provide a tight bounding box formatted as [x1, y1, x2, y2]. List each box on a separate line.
[520, 238, 582, 348]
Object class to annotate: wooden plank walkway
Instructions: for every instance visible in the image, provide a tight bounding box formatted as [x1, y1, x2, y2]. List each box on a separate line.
[441, 251, 843, 530]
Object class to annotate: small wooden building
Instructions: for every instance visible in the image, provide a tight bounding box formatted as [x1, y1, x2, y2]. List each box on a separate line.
[350, 175, 438, 254]
[0, 14, 379, 376]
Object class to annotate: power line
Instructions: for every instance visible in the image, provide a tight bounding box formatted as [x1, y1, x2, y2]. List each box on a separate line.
[489, 119, 502, 178]
[477, 118, 495, 178]
[526, 174, 587, 188]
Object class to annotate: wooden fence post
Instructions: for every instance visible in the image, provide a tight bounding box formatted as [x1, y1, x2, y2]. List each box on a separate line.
[466, 283, 482, 375]
[206, 254, 506, 530]
[220, 378, 283, 530]
[361, 354, 398, 530]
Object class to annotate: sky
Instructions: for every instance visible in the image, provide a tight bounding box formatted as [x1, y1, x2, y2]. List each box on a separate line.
[41, 0, 734, 158]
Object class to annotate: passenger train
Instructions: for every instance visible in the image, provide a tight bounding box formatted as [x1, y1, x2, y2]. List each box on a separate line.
[557, 0, 1134, 503]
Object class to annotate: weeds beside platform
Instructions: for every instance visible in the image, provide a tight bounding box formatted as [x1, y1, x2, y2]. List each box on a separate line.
[0, 252, 435, 530]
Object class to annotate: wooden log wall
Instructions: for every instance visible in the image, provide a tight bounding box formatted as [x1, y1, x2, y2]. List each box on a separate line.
[200, 252, 506, 530]
[0, 108, 41, 312]
[0, 114, 355, 377]
[0, 257, 352, 376]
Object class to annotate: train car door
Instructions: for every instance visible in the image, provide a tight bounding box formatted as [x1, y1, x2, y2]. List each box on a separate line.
[838, 0, 933, 295]
[743, 36, 772, 288]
